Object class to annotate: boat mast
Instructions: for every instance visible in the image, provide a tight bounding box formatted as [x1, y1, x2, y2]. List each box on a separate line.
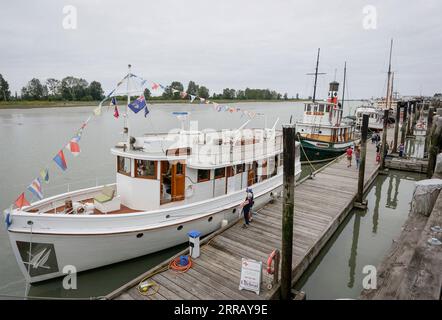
[312, 48, 320, 103]
[306, 48, 325, 103]
[126, 64, 131, 148]
[341, 61, 347, 113]
[385, 39, 393, 110]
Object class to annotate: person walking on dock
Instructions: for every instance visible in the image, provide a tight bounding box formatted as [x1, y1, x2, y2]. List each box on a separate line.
[346, 146, 353, 168]
[240, 191, 253, 228]
[354, 145, 361, 169]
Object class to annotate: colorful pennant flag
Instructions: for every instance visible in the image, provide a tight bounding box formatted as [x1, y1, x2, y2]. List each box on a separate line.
[151, 83, 159, 90]
[14, 193, 30, 209]
[66, 138, 81, 156]
[53, 150, 67, 171]
[128, 95, 147, 114]
[40, 168, 49, 184]
[114, 106, 119, 118]
[27, 178, 43, 200]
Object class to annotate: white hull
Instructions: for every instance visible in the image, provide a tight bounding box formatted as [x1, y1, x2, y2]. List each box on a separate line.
[8, 172, 299, 283]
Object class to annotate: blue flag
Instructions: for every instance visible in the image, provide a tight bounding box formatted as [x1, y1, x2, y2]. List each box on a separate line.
[128, 95, 146, 114]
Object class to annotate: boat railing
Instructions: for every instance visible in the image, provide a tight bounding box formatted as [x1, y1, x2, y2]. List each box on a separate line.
[15, 175, 116, 213]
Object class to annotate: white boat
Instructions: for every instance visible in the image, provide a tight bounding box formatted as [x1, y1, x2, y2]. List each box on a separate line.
[5, 116, 301, 283]
[355, 104, 385, 132]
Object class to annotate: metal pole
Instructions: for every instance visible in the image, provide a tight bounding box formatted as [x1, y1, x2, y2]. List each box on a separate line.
[380, 110, 389, 170]
[400, 104, 408, 146]
[281, 125, 296, 300]
[356, 114, 369, 204]
[393, 102, 400, 152]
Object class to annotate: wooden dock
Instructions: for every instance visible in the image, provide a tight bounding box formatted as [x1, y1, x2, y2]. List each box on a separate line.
[385, 155, 428, 173]
[107, 139, 381, 300]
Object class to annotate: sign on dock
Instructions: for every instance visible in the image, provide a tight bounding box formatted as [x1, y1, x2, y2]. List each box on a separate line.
[239, 258, 262, 295]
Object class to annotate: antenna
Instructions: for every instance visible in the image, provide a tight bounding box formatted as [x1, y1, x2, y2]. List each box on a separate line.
[126, 64, 132, 148]
[306, 48, 326, 102]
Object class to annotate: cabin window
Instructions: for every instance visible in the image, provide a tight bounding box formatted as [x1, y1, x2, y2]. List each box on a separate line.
[117, 156, 131, 176]
[135, 160, 157, 179]
[214, 167, 226, 179]
[306, 105, 311, 112]
[197, 169, 210, 183]
[273, 155, 278, 176]
[176, 162, 184, 175]
[236, 163, 245, 174]
[319, 105, 324, 112]
[226, 166, 234, 178]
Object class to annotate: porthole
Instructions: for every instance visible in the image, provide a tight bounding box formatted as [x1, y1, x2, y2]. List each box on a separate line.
[177, 225, 183, 231]
[232, 208, 236, 214]
[166, 214, 170, 219]
[208, 217, 213, 222]
[136, 233, 144, 238]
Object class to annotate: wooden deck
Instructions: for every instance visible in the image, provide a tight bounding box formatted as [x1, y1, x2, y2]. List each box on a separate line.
[107, 137, 381, 300]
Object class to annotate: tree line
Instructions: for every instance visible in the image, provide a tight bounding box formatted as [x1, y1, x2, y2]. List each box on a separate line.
[1, 74, 292, 102]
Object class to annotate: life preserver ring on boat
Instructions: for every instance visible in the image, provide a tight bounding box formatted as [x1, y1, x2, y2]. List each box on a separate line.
[267, 250, 277, 274]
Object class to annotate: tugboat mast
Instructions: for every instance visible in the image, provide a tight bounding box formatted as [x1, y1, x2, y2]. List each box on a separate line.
[307, 48, 326, 103]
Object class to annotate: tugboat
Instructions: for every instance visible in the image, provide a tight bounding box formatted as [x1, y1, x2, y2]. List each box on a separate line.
[4, 68, 302, 283]
[296, 56, 356, 162]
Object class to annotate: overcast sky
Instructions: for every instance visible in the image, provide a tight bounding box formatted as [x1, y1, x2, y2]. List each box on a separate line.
[1, 0, 441, 99]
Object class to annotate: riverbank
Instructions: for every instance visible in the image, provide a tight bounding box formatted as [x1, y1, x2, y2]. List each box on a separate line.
[0, 99, 309, 110]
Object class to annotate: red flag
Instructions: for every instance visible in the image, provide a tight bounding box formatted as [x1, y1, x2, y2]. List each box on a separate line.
[151, 83, 159, 90]
[15, 193, 30, 208]
[114, 105, 119, 118]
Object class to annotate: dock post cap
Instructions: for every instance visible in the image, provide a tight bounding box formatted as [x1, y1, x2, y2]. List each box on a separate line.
[188, 230, 201, 238]
[282, 124, 296, 129]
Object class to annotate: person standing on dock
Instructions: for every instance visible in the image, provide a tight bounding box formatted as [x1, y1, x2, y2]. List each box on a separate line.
[346, 146, 353, 168]
[399, 143, 405, 157]
[246, 187, 255, 222]
[240, 191, 253, 228]
[376, 143, 381, 163]
[354, 145, 361, 169]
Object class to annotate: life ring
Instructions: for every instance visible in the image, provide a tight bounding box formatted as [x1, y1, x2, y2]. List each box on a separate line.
[267, 250, 277, 274]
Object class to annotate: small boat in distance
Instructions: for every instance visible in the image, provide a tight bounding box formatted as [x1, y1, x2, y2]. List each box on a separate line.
[4, 69, 302, 283]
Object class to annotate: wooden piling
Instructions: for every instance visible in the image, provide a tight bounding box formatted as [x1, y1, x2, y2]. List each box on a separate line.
[400, 103, 408, 146]
[425, 107, 435, 155]
[410, 101, 417, 135]
[406, 102, 412, 137]
[380, 109, 389, 170]
[393, 102, 400, 152]
[281, 125, 296, 300]
[356, 114, 369, 205]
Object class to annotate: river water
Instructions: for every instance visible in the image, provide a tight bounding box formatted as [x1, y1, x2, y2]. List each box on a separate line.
[0, 101, 421, 299]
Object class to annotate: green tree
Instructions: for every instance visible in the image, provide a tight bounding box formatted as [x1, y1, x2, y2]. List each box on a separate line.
[46, 78, 61, 100]
[222, 88, 236, 99]
[88, 81, 104, 100]
[197, 86, 209, 99]
[186, 81, 199, 96]
[21, 78, 45, 100]
[283, 93, 288, 100]
[144, 88, 151, 98]
[0, 74, 11, 101]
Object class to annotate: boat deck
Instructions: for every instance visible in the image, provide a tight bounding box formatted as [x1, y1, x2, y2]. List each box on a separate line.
[34, 199, 141, 215]
[106, 130, 383, 300]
